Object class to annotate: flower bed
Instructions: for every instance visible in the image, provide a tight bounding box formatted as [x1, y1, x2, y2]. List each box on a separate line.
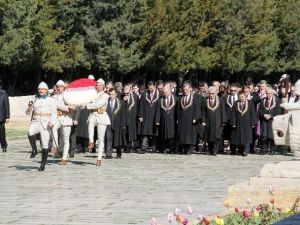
[150, 186, 300, 225]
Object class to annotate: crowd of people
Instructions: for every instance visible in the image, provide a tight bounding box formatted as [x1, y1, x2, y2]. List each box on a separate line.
[0, 75, 297, 171]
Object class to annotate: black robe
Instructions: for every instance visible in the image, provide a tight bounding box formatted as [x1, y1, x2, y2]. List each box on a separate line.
[196, 94, 204, 139]
[138, 89, 161, 136]
[76, 108, 89, 139]
[177, 93, 200, 145]
[202, 96, 227, 142]
[223, 94, 236, 140]
[231, 100, 256, 145]
[124, 93, 139, 141]
[107, 98, 127, 147]
[156, 95, 177, 139]
[258, 96, 281, 139]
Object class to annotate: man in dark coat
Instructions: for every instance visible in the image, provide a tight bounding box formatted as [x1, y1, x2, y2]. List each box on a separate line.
[105, 88, 127, 158]
[244, 84, 260, 153]
[231, 90, 256, 156]
[223, 83, 238, 154]
[156, 85, 176, 154]
[177, 82, 200, 155]
[137, 81, 160, 153]
[202, 86, 227, 156]
[258, 87, 281, 154]
[123, 85, 139, 153]
[0, 79, 10, 152]
[76, 108, 90, 153]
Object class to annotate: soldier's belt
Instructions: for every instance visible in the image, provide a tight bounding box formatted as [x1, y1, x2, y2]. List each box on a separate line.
[57, 111, 69, 116]
[32, 112, 51, 119]
[90, 108, 106, 114]
[33, 112, 51, 117]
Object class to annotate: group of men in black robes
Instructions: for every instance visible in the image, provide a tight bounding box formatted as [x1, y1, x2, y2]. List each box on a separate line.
[24, 76, 293, 161]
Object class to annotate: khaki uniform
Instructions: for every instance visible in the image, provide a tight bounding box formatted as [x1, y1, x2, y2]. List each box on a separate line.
[87, 91, 110, 160]
[52, 92, 75, 160]
[26, 96, 57, 149]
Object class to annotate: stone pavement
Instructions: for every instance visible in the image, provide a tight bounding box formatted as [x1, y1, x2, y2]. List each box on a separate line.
[0, 139, 292, 225]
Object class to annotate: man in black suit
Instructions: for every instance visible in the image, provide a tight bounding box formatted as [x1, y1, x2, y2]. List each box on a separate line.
[288, 86, 299, 103]
[0, 79, 10, 152]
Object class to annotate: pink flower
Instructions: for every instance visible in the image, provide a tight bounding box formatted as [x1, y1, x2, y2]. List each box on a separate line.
[270, 198, 275, 205]
[167, 212, 174, 223]
[174, 208, 181, 216]
[234, 207, 239, 213]
[269, 186, 274, 194]
[151, 217, 157, 225]
[197, 214, 204, 222]
[187, 206, 193, 215]
[246, 198, 251, 205]
[242, 210, 251, 219]
[182, 217, 188, 225]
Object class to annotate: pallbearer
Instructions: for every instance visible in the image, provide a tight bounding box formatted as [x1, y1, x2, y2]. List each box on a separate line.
[26, 82, 57, 171]
[231, 90, 256, 156]
[51, 80, 77, 165]
[85, 78, 110, 166]
[202, 86, 227, 156]
[177, 82, 200, 155]
[156, 85, 176, 154]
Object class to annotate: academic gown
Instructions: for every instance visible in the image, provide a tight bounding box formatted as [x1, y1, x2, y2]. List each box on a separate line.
[202, 96, 227, 142]
[138, 89, 160, 136]
[258, 96, 281, 139]
[156, 95, 177, 139]
[124, 93, 139, 142]
[231, 100, 256, 145]
[177, 93, 200, 145]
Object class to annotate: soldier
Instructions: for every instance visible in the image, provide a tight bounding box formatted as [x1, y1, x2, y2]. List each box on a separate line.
[0, 79, 9, 152]
[202, 86, 227, 156]
[85, 78, 110, 166]
[105, 88, 127, 158]
[177, 82, 200, 155]
[26, 82, 57, 171]
[51, 80, 78, 165]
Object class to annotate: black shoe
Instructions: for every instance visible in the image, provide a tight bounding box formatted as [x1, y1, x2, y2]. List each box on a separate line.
[105, 156, 113, 159]
[30, 152, 36, 158]
[2, 146, 7, 152]
[116, 154, 122, 159]
[69, 149, 76, 158]
[38, 166, 45, 171]
[137, 149, 146, 154]
[242, 152, 248, 157]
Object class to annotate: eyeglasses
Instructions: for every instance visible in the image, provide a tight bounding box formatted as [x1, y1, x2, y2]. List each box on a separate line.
[123, 93, 129, 96]
[230, 89, 237, 92]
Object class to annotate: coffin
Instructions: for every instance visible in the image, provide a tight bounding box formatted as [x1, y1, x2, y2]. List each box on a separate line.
[63, 78, 97, 106]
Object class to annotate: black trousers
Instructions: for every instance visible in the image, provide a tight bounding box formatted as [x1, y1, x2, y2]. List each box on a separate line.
[105, 125, 113, 157]
[141, 136, 157, 151]
[208, 139, 220, 155]
[0, 123, 7, 149]
[162, 138, 175, 153]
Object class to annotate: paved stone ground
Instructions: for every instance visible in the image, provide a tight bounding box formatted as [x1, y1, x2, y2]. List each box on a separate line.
[0, 139, 292, 225]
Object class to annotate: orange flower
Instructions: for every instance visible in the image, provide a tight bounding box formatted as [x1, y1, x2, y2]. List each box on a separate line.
[176, 216, 183, 224]
[223, 199, 230, 208]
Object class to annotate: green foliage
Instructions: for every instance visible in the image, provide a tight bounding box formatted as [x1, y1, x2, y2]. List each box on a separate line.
[0, 0, 299, 80]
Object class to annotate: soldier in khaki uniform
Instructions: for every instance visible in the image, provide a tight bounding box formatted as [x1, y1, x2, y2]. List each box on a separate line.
[26, 82, 57, 171]
[84, 78, 110, 166]
[51, 80, 77, 165]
